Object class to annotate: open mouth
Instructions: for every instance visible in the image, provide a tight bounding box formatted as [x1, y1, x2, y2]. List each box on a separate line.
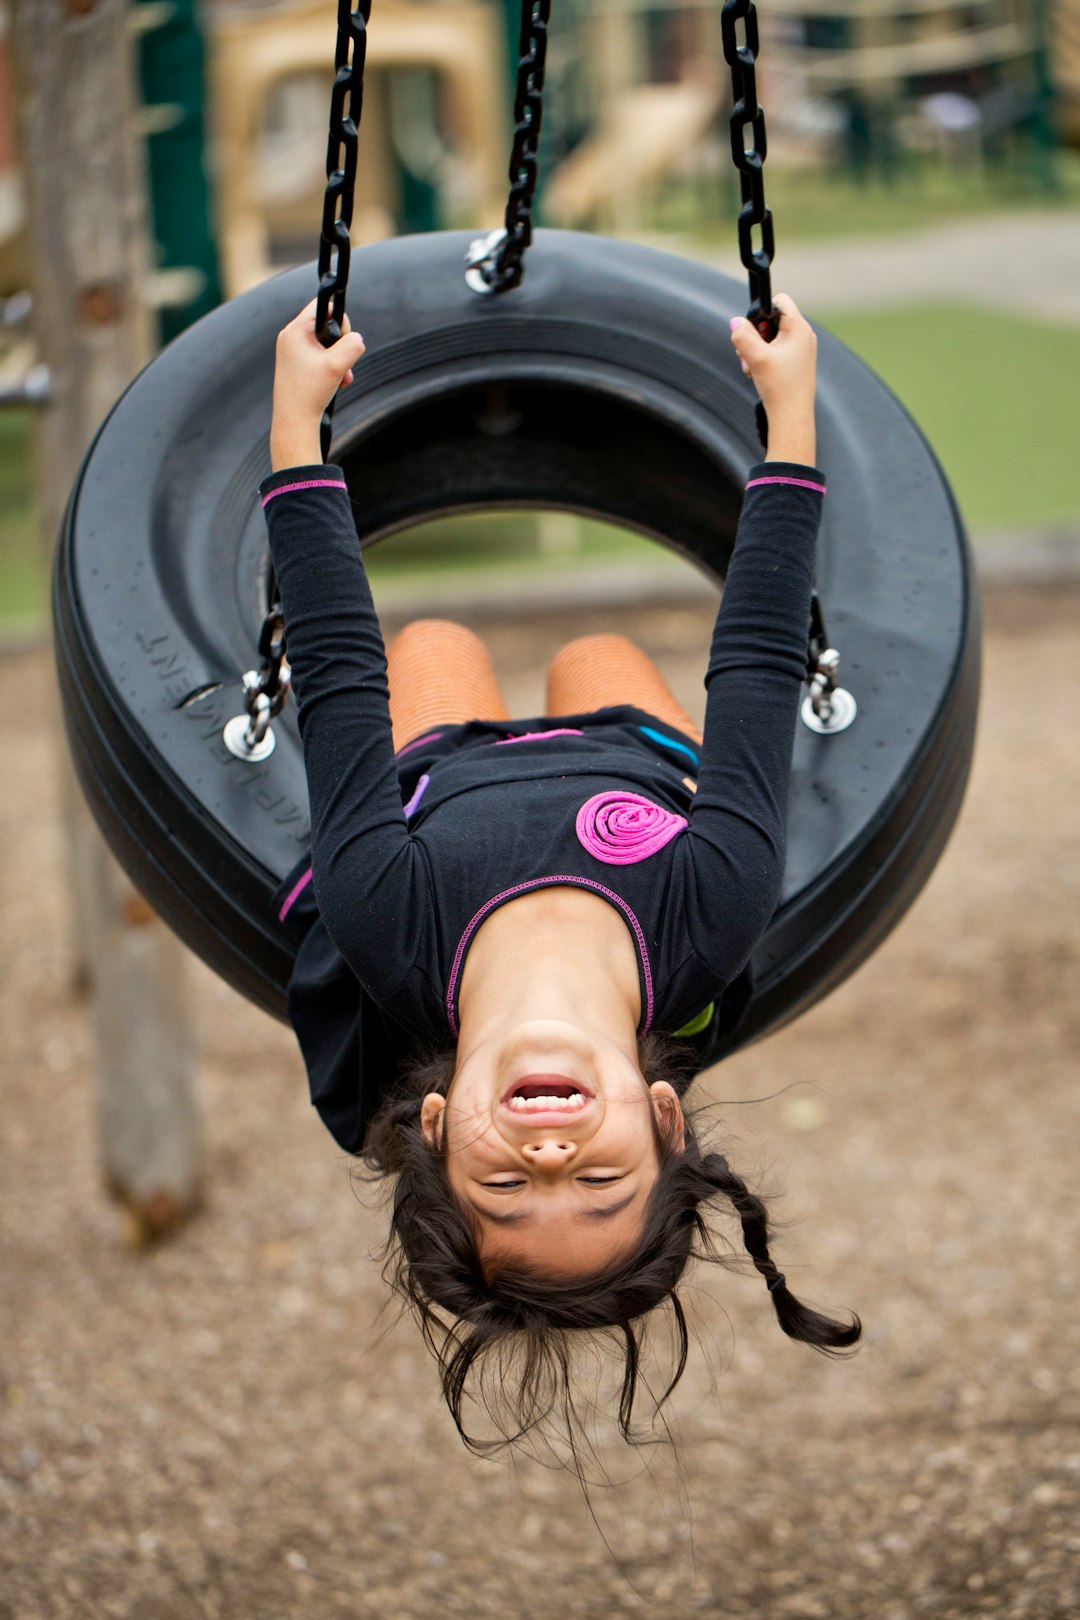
[501, 1077, 592, 1113]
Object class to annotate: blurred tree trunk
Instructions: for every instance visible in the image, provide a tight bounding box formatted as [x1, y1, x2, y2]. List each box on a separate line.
[11, 0, 201, 1245]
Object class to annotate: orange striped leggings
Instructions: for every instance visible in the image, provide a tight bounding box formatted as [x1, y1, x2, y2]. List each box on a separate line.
[386, 618, 703, 753]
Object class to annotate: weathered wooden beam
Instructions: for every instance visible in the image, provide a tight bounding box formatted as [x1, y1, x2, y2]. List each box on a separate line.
[11, 0, 202, 1245]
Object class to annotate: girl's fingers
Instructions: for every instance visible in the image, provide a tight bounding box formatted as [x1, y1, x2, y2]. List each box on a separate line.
[729, 314, 769, 363]
[332, 332, 365, 362]
[773, 293, 815, 343]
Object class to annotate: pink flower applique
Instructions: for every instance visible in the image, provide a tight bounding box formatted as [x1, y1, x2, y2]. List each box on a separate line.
[575, 791, 687, 865]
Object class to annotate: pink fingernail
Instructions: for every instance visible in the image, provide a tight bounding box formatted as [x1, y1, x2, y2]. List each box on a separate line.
[729, 317, 740, 331]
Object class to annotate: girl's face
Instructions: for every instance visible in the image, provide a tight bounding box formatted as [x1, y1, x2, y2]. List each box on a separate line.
[421, 1021, 684, 1277]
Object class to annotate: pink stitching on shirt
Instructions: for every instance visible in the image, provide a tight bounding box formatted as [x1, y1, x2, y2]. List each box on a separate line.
[446, 876, 654, 1037]
[261, 476, 347, 506]
[402, 773, 430, 820]
[278, 865, 313, 921]
[491, 729, 585, 746]
[396, 730, 445, 758]
[745, 475, 826, 495]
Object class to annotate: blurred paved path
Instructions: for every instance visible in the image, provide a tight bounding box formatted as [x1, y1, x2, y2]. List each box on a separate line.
[649, 208, 1080, 322]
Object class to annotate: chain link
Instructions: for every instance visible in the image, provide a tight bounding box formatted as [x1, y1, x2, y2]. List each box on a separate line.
[254, 607, 290, 713]
[316, 0, 371, 463]
[720, 0, 777, 342]
[465, 0, 552, 295]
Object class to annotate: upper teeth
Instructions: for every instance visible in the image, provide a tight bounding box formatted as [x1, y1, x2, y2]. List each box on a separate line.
[508, 1093, 586, 1111]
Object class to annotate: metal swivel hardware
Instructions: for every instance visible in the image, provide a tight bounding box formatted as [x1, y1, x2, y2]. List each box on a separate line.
[802, 646, 857, 735]
[223, 610, 291, 761]
[465, 228, 510, 295]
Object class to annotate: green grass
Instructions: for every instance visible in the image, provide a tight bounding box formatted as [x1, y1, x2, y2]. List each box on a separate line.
[820, 302, 1080, 529]
[640, 149, 1080, 245]
[0, 412, 46, 627]
[362, 509, 678, 587]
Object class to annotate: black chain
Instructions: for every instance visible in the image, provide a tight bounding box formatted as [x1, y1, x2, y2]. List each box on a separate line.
[720, 0, 777, 343]
[720, 3, 847, 724]
[255, 607, 288, 708]
[466, 0, 552, 295]
[242, 1, 369, 751]
[316, 0, 370, 464]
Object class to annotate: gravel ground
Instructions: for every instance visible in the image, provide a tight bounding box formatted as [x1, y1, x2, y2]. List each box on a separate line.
[2, 586, 1078, 1620]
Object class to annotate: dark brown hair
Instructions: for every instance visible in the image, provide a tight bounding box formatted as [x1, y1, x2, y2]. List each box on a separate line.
[360, 1033, 860, 1454]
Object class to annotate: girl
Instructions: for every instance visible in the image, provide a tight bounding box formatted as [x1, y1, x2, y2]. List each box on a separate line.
[260, 291, 860, 1449]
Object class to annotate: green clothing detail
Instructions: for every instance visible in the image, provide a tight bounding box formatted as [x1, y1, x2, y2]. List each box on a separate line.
[673, 1001, 715, 1038]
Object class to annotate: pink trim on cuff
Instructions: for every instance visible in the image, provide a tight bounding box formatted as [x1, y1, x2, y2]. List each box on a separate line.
[261, 476, 348, 507]
[745, 475, 826, 495]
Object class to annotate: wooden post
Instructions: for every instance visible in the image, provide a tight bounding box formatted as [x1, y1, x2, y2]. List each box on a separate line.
[11, 0, 201, 1244]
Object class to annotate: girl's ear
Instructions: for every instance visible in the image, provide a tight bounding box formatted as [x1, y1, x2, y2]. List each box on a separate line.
[649, 1081, 685, 1152]
[420, 1093, 446, 1151]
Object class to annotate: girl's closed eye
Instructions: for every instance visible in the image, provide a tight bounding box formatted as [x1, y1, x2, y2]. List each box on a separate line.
[480, 1175, 625, 1189]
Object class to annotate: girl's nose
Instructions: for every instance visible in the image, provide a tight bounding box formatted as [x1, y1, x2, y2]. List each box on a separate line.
[523, 1139, 576, 1168]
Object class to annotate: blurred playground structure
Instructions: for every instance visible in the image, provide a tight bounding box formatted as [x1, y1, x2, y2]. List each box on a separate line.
[1, 0, 1079, 336]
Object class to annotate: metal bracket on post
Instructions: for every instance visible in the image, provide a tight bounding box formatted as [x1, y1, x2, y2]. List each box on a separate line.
[801, 591, 857, 735]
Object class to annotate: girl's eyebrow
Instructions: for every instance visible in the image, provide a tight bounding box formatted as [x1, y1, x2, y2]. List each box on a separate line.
[467, 1190, 639, 1226]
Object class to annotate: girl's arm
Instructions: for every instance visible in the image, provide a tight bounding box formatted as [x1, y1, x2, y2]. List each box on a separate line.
[682, 296, 825, 979]
[260, 301, 429, 1000]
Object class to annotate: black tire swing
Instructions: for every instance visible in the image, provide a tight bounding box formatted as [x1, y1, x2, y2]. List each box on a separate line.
[53, 0, 979, 1064]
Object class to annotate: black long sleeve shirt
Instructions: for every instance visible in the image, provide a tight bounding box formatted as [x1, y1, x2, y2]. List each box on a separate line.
[259, 460, 825, 1151]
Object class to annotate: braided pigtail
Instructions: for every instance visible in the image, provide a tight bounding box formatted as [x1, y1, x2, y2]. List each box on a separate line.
[703, 1152, 861, 1353]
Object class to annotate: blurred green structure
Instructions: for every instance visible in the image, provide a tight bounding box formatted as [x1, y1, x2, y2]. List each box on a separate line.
[132, 0, 224, 345]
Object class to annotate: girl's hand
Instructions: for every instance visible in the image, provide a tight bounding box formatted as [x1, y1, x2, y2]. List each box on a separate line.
[729, 293, 818, 466]
[270, 295, 367, 470]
